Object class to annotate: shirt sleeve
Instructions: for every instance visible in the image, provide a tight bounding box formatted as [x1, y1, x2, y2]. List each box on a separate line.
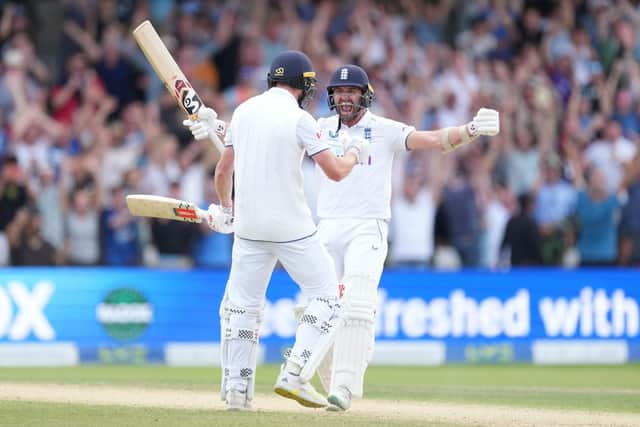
[297, 112, 329, 156]
[224, 117, 233, 147]
[385, 118, 415, 152]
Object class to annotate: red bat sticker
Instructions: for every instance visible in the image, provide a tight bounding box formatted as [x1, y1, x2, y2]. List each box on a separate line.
[174, 79, 192, 97]
[173, 207, 198, 219]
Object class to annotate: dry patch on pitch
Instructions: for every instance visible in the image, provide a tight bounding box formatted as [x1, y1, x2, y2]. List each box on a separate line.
[1, 382, 639, 427]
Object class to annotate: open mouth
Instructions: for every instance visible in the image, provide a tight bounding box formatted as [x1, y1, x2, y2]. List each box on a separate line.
[339, 104, 354, 114]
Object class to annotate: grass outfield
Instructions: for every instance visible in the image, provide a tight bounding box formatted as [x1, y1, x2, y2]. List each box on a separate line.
[0, 401, 436, 427]
[1, 364, 639, 426]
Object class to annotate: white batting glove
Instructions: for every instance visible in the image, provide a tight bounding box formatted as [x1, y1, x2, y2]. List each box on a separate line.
[182, 107, 226, 151]
[345, 136, 370, 164]
[183, 118, 209, 140]
[442, 108, 500, 153]
[197, 106, 218, 125]
[467, 108, 500, 138]
[182, 107, 227, 139]
[183, 106, 217, 139]
[206, 203, 234, 234]
[339, 131, 370, 164]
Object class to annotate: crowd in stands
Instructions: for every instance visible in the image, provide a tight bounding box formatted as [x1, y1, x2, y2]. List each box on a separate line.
[0, 0, 639, 269]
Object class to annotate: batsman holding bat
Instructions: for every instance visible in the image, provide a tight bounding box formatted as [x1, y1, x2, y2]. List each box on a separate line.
[184, 51, 368, 411]
[313, 64, 500, 411]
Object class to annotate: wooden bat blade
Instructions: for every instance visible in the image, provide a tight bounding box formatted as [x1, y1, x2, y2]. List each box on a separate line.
[132, 20, 203, 119]
[126, 194, 205, 223]
[132, 21, 178, 89]
[132, 20, 224, 154]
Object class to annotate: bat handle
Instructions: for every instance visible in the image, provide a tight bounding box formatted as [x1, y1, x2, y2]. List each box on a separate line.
[209, 132, 225, 153]
[196, 207, 208, 220]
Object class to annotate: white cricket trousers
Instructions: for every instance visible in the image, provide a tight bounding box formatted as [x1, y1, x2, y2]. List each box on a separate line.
[225, 233, 340, 310]
[317, 218, 389, 282]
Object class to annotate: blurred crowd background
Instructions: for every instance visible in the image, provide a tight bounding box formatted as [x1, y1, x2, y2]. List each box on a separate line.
[0, 0, 639, 270]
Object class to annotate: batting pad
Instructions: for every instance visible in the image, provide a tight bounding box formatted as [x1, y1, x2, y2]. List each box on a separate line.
[295, 304, 333, 393]
[332, 318, 374, 397]
[330, 274, 377, 397]
[293, 296, 344, 383]
[220, 303, 261, 401]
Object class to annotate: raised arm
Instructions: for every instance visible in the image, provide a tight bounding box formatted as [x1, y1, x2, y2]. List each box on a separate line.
[406, 108, 500, 153]
[563, 138, 586, 189]
[63, 19, 102, 62]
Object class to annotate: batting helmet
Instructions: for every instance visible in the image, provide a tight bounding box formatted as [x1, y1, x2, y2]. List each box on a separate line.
[327, 64, 374, 112]
[267, 50, 317, 108]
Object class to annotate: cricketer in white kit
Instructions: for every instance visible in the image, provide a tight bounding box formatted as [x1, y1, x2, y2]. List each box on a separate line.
[184, 51, 369, 411]
[314, 64, 500, 411]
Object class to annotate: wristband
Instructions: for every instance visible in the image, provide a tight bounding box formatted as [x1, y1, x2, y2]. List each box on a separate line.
[440, 128, 453, 153]
[457, 124, 471, 146]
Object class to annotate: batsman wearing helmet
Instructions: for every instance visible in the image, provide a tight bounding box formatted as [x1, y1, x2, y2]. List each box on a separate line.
[314, 64, 500, 411]
[184, 51, 369, 411]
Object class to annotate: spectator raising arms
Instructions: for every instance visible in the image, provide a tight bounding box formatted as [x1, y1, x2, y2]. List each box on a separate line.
[567, 136, 635, 267]
[0, 1, 638, 269]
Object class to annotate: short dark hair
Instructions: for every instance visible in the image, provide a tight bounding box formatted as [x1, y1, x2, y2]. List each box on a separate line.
[517, 193, 533, 212]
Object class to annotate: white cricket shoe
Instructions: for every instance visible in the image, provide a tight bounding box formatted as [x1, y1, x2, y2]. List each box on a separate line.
[327, 386, 352, 411]
[225, 389, 252, 411]
[273, 367, 328, 408]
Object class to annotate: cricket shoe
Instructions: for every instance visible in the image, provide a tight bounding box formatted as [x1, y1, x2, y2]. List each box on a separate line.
[273, 367, 328, 408]
[327, 386, 352, 411]
[225, 389, 252, 411]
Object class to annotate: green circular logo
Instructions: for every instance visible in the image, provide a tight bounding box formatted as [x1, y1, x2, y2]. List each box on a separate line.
[96, 288, 153, 341]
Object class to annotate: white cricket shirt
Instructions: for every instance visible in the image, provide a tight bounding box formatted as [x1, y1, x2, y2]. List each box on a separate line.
[225, 87, 329, 242]
[316, 111, 415, 220]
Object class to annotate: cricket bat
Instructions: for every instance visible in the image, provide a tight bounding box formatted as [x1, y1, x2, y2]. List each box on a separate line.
[126, 194, 206, 223]
[132, 20, 224, 153]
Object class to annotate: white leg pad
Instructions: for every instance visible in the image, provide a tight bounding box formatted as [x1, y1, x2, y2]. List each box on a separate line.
[316, 344, 334, 393]
[219, 302, 261, 402]
[331, 274, 377, 398]
[332, 317, 374, 397]
[289, 295, 344, 383]
[295, 305, 333, 393]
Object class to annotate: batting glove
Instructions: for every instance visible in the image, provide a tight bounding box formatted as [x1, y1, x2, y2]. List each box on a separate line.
[206, 203, 234, 234]
[182, 106, 226, 145]
[345, 136, 370, 164]
[441, 108, 500, 153]
[339, 131, 370, 164]
[467, 108, 500, 138]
